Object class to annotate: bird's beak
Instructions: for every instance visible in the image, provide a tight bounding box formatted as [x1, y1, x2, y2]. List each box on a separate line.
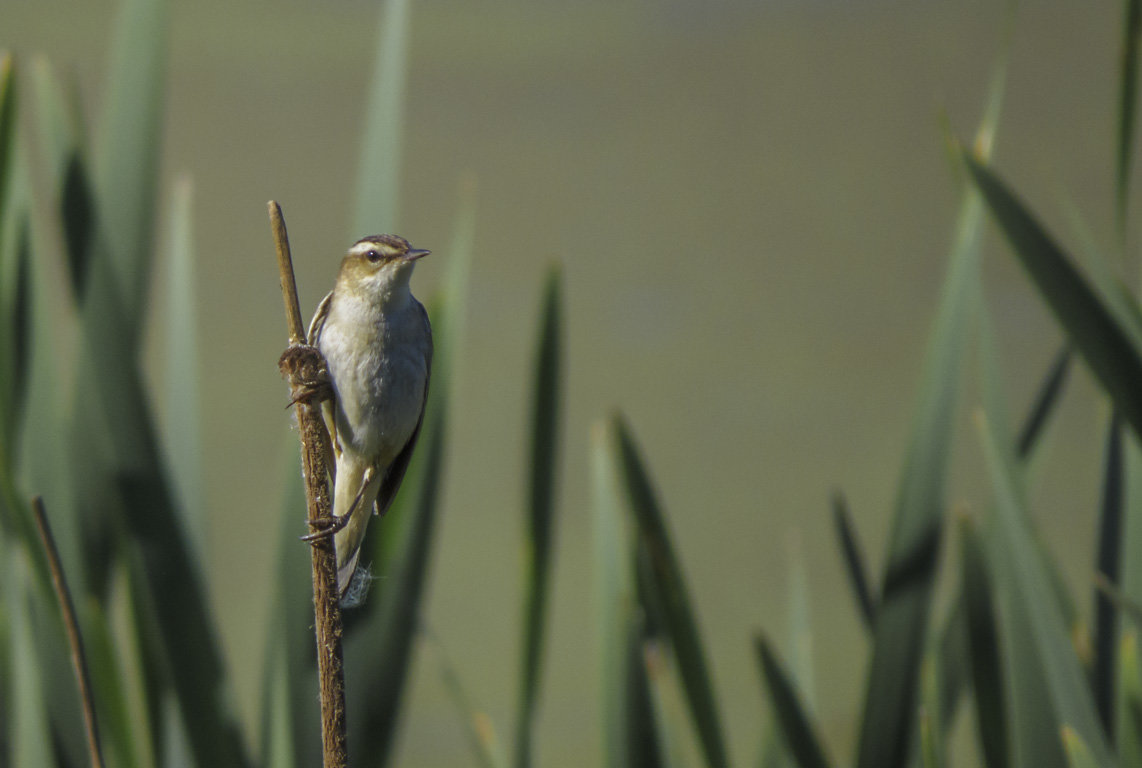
[404, 248, 431, 262]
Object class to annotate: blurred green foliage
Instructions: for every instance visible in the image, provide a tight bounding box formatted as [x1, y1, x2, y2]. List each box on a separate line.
[4, 1, 1142, 768]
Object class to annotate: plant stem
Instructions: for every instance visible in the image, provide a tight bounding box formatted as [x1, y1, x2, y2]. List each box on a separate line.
[269, 201, 348, 768]
[31, 497, 104, 768]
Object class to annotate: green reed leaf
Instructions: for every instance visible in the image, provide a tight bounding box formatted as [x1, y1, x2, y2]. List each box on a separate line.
[977, 411, 1114, 767]
[352, 0, 410, 236]
[94, 0, 168, 336]
[964, 153, 1142, 441]
[831, 490, 876, 630]
[1061, 727, 1103, 768]
[958, 516, 1008, 768]
[159, 176, 206, 556]
[6, 550, 52, 768]
[754, 632, 833, 768]
[1116, 0, 1142, 236]
[611, 414, 728, 768]
[514, 265, 563, 768]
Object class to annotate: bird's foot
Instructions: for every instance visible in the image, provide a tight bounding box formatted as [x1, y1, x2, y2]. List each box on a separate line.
[299, 513, 350, 542]
[278, 344, 333, 405]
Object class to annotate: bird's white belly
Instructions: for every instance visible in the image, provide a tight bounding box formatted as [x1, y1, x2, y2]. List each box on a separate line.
[321, 304, 428, 463]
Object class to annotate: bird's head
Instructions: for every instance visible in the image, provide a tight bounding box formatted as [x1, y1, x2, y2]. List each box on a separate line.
[336, 234, 430, 300]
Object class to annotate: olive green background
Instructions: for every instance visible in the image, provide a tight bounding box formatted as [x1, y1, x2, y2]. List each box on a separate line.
[0, 1, 1125, 765]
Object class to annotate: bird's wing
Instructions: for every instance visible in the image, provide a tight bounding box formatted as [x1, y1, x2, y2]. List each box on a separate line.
[307, 290, 341, 469]
[373, 301, 433, 517]
[307, 290, 334, 346]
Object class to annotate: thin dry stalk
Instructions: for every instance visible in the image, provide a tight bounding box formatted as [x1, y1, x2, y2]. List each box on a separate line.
[269, 200, 348, 768]
[31, 497, 104, 768]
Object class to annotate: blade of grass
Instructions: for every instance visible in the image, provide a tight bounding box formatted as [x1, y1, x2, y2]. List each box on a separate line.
[592, 419, 660, 768]
[0, 52, 21, 454]
[258, 448, 320, 768]
[84, 591, 149, 768]
[6, 549, 53, 768]
[611, 414, 729, 768]
[963, 152, 1142, 440]
[352, 0, 410, 235]
[919, 651, 946, 768]
[31, 56, 96, 298]
[856, 55, 1007, 767]
[753, 632, 833, 768]
[1115, 0, 1142, 237]
[514, 265, 563, 768]
[854, 147, 981, 768]
[94, 0, 168, 335]
[344, 413, 446, 768]
[831, 490, 877, 630]
[1014, 347, 1071, 461]
[1061, 727, 1103, 768]
[1093, 412, 1125, 737]
[958, 515, 1008, 768]
[159, 176, 205, 555]
[1117, 631, 1142, 765]
[976, 410, 1114, 766]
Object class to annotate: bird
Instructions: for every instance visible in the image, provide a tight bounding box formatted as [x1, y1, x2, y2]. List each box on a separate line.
[307, 233, 433, 601]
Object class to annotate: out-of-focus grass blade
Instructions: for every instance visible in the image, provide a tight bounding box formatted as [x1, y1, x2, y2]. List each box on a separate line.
[94, 0, 167, 334]
[429, 627, 508, 768]
[84, 594, 149, 768]
[976, 411, 1114, 767]
[1093, 413, 1125, 737]
[920, 710, 941, 768]
[854, 138, 982, 768]
[919, 653, 945, 768]
[6, 550, 53, 768]
[933, 596, 968, 734]
[786, 532, 815, 712]
[592, 419, 658, 768]
[261, 641, 297, 768]
[753, 632, 833, 768]
[1014, 346, 1071, 461]
[514, 264, 563, 768]
[958, 515, 1008, 768]
[344, 414, 445, 767]
[963, 153, 1142, 440]
[831, 490, 877, 630]
[592, 418, 630, 768]
[159, 176, 206, 555]
[856, 58, 1005, 768]
[611, 414, 728, 768]
[116, 447, 251, 767]
[1062, 201, 1142, 351]
[258, 452, 320, 768]
[1117, 631, 1142, 765]
[0, 53, 26, 458]
[1115, 0, 1142, 235]
[0, 51, 15, 274]
[1061, 727, 1103, 768]
[31, 56, 96, 298]
[352, 0, 409, 235]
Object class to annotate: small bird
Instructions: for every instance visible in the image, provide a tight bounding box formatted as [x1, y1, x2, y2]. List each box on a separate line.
[307, 234, 433, 600]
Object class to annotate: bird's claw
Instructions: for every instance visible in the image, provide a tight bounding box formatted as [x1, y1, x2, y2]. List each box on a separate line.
[300, 513, 350, 542]
[279, 344, 332, 406]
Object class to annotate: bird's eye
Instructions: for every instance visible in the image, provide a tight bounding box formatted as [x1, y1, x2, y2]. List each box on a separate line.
[366, 250, 383, 263]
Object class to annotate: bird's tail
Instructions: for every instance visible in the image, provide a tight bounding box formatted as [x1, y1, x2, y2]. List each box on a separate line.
[333, 459, 382, 598]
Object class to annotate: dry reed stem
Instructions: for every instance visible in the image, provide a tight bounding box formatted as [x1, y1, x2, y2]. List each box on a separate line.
[269, 200, 348, 768]
[31, 497, 104, 768]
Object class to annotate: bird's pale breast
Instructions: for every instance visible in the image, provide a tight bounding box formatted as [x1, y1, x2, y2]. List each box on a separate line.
[320, 295, 429, 464]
